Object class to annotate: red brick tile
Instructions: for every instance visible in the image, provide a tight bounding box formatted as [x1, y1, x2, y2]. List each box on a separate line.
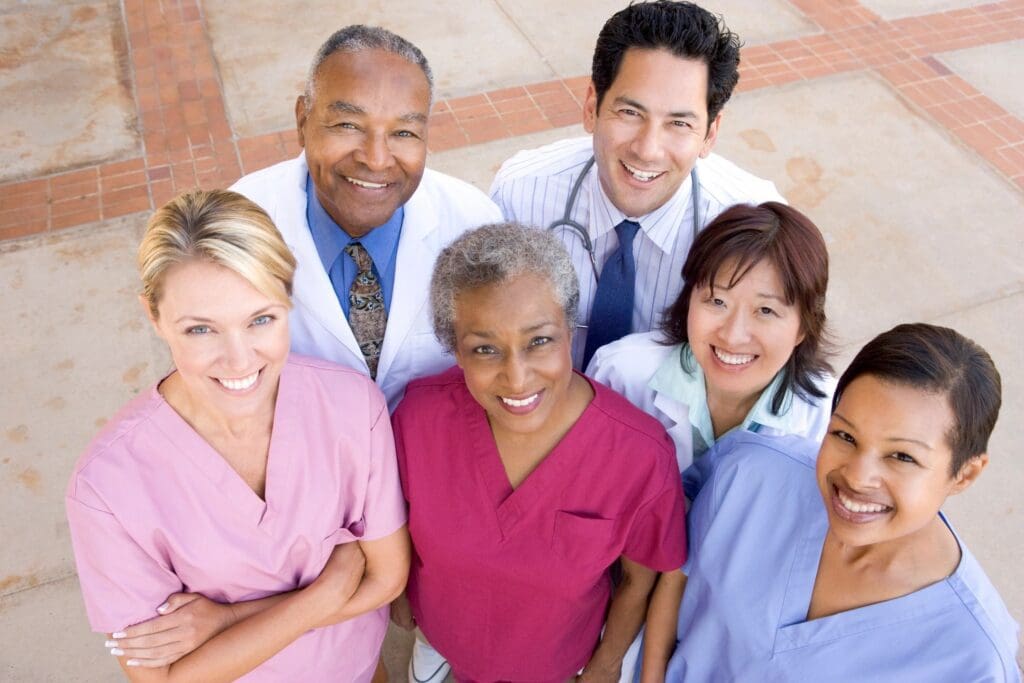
[525, 80, 566, 96]
[51, 167, 99, 189]
[0, 187, 48, 211]
[429, 111, 456, 128]
[0, 220, 47, 241]
[772, 39, 815, 61]
[0, 178, 48, 200]
[52, 194, 100, 217]
[150, 180, 177, 206]
[147, 165, 172, 181]
[178, 80, 201, 101]
[104, 196, 152, 218]
[0, 203, 48, 226]
[454, 102, 498, 121]
[956, 122, 1008, 155]
[987, 116, 1024, 145]
[103, 183, 151, 206]
[487, 86, 528, 102]
[103, 170, 148, 192]
[100, 158, 146, 177]
[913, 77, 963, 105]
[52, 208, 101, 230]
[492, 95, 537, 115]
[925, 103, 969, 132]
[505, 114, 551, 136]
[447, 94, 489, 110]
[562, 76, 591, 95]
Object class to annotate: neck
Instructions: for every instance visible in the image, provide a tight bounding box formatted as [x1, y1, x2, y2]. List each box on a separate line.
[706, 386, 760, 439]
[823, 514, 960, 582]
[160, 372, 277, 441]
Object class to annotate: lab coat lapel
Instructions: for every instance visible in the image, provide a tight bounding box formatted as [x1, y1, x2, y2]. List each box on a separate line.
[282, 157, 364, 370]
[375, 182, 437, 383]
[653, 388, 692, 472]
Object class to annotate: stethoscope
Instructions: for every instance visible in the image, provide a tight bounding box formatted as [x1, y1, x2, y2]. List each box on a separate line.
[547, 156, 702, 282]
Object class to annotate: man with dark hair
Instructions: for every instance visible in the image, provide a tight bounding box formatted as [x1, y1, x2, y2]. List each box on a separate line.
[232, 25, 501, 412]
[491, 1, 783, 369]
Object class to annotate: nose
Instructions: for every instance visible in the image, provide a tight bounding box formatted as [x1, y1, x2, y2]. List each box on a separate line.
[501, 351, 530, 394]
[843, 452, 881, 491]
[720, 310, 751, 347]
[222, 332, 254, 374]
[628, 120, 663, 163]
[356, 131, 392, 172]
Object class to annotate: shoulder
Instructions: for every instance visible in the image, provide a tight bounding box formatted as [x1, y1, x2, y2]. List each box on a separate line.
[230, 155, 304, 205]
[708, 431, 819, 490]
[284, 353, 386, 412]
[491, 136, 593, 187]
[66, 387, 166, 507]
[696, 153, 784, 207]
[589, 379, 676, 459]
[588, 331, 675, 385]
[393, 365, 467, 419]
[413, 168, 503, 226]
[947, 540, 1022, 676]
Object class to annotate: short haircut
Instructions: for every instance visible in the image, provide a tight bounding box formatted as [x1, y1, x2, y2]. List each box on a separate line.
[661, 202, 833, 413]
[138, 189, 296, 318]
[431, 223, 580, 352]
[591, 0, 742, 123]
[303, 25, 433, 108]
[833, 323, 1002, 476]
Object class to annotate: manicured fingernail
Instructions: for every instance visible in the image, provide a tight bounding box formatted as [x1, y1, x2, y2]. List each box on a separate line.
[110, 648, 124, 656]
[105, 640, 118, 648]
[112, 631, 127, 638]
[157, 602, 170, 613]
[127, 659, 140, 667]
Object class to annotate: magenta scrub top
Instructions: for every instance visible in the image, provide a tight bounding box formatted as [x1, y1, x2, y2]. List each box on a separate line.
[66, 354, 407, 682]
[394, 367, 687, 683]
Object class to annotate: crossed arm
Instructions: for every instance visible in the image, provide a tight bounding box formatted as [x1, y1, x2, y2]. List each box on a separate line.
[107, 527, 409, 682]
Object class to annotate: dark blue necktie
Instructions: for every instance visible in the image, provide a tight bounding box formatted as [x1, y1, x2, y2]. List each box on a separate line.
[583, 220, 639, 368]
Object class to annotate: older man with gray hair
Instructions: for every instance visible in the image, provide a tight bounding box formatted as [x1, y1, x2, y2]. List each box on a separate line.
[232, 25, 502, 411]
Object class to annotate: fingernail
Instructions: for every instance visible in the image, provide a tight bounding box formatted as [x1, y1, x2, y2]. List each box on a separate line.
[157, 602, 170, 613]
[105, 640, 118, 648]
[110, 648, 124, 656]
[112, 631, 127, 638]
[127, 659, 140, 667]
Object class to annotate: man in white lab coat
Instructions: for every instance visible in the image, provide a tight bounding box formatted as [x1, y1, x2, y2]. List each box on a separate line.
[233, 25, 501, 411]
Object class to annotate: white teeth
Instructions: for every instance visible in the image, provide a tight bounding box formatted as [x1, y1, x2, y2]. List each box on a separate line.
[713, 347, 756, 365]
[622, 161, 663, 182]
[837, 490, 890, 514]
[217, 371, 259, 391]
[500, 393, 539, 408]
[345, 176, 388, 189]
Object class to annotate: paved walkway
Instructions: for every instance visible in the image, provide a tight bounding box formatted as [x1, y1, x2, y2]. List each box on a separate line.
[1, 0, 1022, 680]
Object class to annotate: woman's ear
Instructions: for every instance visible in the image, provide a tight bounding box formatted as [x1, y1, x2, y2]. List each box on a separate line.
[139, 295, 163, 338]
[949, 452, 989, 496]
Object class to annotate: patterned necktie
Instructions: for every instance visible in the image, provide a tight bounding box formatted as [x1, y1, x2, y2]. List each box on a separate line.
[344, 242, 387, 379]
[582, 219, 640, 369]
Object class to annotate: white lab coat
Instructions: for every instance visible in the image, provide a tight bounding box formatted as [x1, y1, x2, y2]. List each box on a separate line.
[587, 331, 835, 472]
[231, 153, 503, 411]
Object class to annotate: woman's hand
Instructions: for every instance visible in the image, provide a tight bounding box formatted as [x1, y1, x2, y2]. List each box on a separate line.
[389, 591, 416, 630]
[105, 593, 234, 668]
[576, 658, 622, 683]
[305, 542, 367, 628]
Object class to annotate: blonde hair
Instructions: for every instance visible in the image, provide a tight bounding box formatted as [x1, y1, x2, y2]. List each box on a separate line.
[138, 189, 297, 318]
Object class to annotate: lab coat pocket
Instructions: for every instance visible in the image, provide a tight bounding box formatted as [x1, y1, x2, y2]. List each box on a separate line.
[552, 510, 615, 568]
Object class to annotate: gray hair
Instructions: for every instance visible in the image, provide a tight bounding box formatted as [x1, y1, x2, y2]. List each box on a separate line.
[431, 222, 580, 352]
[303, 25, 434, 109]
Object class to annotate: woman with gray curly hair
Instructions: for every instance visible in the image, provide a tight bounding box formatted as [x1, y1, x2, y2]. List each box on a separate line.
[389, 222, 686, 683]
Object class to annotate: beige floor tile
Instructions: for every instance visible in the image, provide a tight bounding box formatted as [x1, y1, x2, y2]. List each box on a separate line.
[859, 0, 989, 19]
[0, 215, 170, 596]
[429, 124, 586, 192]
[203, 0, 556, 138]
[939, 40, 1024, 121]
[496, 0, 817, 81]
[712, 71, 1024, 349]
[0, 0, 139, 182]
[0, 575, 120, 682]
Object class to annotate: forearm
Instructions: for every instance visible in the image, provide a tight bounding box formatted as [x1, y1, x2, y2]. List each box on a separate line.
[639, 570, 686, 683]
[223, 592, 290, 628]
[586, 562, 657, 676]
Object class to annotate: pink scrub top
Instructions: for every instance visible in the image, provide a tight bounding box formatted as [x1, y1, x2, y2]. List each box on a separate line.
[394, 367, 687, 683]
[65, 354, 407, 682]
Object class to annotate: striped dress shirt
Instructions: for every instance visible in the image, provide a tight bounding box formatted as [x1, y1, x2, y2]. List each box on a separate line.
[490, 136, 785, 367]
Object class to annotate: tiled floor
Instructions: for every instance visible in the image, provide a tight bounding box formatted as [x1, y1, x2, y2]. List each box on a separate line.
[1, 0, 1022, 680]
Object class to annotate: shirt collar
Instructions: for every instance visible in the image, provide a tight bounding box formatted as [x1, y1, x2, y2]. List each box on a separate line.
[649, 342, 795, 449]
[305, 174, 404, 272]
[585, 157, 696, 255]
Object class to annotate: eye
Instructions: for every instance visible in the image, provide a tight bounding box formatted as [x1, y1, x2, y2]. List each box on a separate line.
[705, 296, 725, 307]
[472, 345, 497, 356]
[394, 129, 419, 139]
[251, 314, 274, 326]
[618, 108, 640, 117]
[186, 325, 211, 336]
[890, 451, 919, 465]
[528, 336, 552, 348]
[331, 121, 357, 130]
[671, 119, 693, 129]
[829, 429, 855, 444]
[758, 306, 778, 317]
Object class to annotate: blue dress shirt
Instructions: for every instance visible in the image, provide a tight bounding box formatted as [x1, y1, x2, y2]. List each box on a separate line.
[305, 175, 404, 317]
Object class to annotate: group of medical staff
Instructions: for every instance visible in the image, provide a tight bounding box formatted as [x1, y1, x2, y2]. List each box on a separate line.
[63, 1, 1020, 682]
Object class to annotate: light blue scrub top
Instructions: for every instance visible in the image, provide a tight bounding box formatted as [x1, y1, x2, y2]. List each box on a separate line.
[667, 431, 1021, 683]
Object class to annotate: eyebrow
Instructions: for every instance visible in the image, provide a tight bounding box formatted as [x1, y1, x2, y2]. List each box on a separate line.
[174, 304, 282, 325]
[613, 96, 700, 120]
[460, 321, 557, 340]
[831, 412, 934, 450]
[327, 101, 428, 125]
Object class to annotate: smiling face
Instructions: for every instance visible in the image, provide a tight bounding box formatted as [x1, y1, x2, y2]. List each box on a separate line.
[452, 273, 576, 439]
[296, 48, 430, 237]
[146, 259, 290, 418]
[686, 258, 804, 408]
[583, 48, 720, 218]
[817, 375, 984, 549]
